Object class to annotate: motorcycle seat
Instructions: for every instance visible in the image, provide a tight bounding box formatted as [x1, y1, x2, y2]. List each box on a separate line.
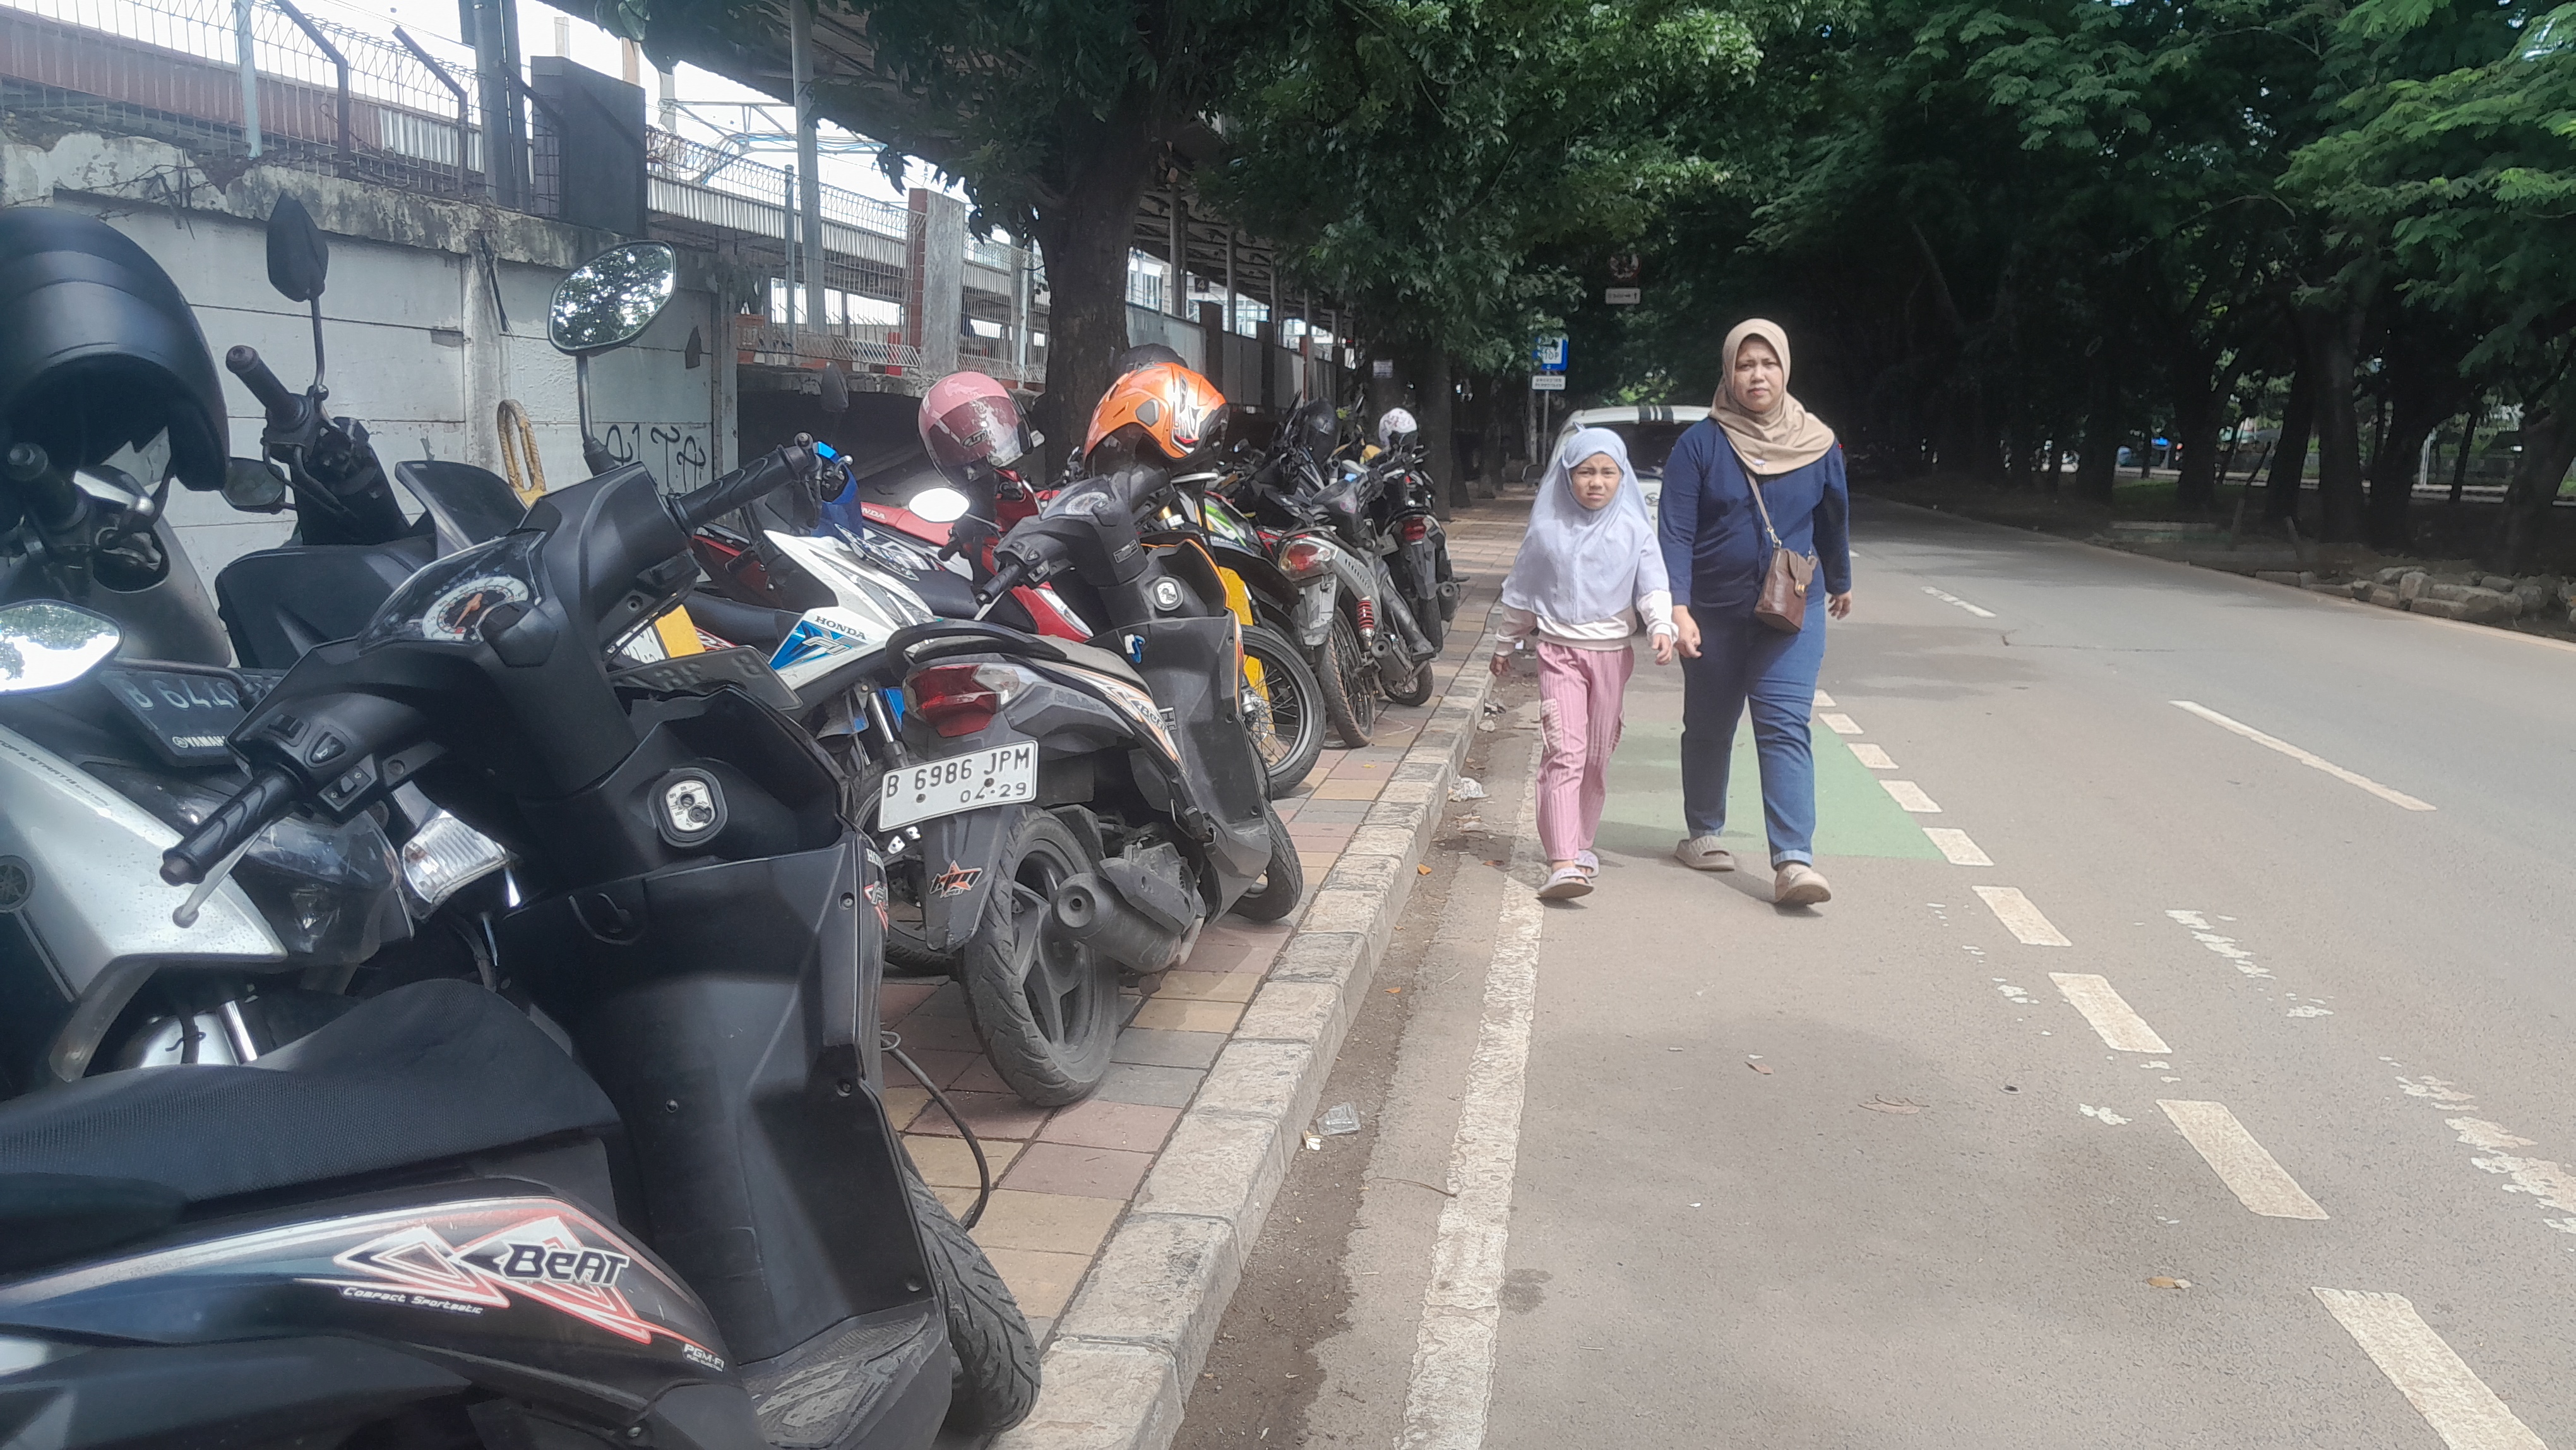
[0, 980, 617, 1216]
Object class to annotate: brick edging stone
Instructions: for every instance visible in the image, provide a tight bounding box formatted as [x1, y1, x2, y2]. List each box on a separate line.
[991, 608, 1509, 1450]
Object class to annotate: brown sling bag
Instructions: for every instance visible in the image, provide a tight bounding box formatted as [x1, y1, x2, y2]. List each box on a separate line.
[1730, 443, 1815, 633]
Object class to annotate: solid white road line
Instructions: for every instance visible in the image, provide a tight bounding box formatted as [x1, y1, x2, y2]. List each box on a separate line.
[2159, 1100, 2330, 1219]
[1921, 585, 1997, 618]
[1395, 767, 1544, 1450]
[2313, 1289, 2550, 1450]
[1974, 885, 2071, 946]
[2170, 701, 2437, 811]
[1813, 689, 1837, 707]
[1880, 781, 1942, 813]
[1849, 743, 1898, 769]
[1819, 713, 1864, 735]
[1923, 827, 1992, 865]
[2049, 973, 2172, 1053]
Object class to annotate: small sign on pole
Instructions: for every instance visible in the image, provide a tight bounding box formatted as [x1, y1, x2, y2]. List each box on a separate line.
[1371, 359, 1394, 379]
[1532, 336, 1569, 373]
[1605, 287, 1642, 306]
[1530, 374, 1566, 392]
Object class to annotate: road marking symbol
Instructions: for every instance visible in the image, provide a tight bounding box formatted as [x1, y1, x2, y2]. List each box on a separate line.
[1849, 743, 1898, 769]
[1396, 764, 1544, 1450]
[1819, 712, 1864, 736]
[1880, 780, 1942, 813]
[1974, 886, 2070, 946]
[1923, 827, 1991, 865]
[1922, 585, 1996, 618]
[2313, 1289, 2548, 1450]
[2170, 701, 2436, 811]
[2050, 973, 2171, 1053]
[1813, 690, 1837, 707]
[2159, 1100, 2329, 1219]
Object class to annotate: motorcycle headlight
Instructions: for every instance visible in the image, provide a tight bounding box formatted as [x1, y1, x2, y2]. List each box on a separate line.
[359, 532, 548, 652]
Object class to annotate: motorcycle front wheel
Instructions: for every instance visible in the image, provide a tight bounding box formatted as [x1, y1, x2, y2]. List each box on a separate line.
[962, 812, 1119, 1106]
[904, 1166, 1041, 1434]
[1230, 806, 1306, 923]
[1318, 611, 1380, 748]
[1243, 623, 1326, 796]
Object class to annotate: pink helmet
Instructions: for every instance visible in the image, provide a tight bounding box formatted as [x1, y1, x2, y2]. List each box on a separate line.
[919, 371, 1029, 486]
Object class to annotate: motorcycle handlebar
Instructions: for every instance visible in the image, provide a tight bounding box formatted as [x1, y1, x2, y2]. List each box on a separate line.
[978, 555, 1034, 604]
[225, 346, 302, 428]
[159, 767, 299, 886]
[670, 438, 819, 532]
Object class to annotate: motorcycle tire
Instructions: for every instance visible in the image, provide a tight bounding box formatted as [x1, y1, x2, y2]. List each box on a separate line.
[1230, 806, 1306, 923]
[1318, 611, 1379, 748]
[904, 1165, 1041, 1434]
[1380, 650, 1436, 707]
[962, 812, 1121, 1106]
[1243, 623, 1326, 797]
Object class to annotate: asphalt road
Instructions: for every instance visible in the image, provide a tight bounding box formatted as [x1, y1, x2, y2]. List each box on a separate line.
[1176, 496, 2576, 1449]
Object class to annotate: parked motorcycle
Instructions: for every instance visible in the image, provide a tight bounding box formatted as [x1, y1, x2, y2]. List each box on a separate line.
[0, 218, 1038, 1443]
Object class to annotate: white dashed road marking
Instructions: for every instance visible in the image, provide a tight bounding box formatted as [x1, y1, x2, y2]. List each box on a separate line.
[2171, 701, 2436, 811]
[1921, 585, 1996, 618]
[1819, 713, 1864, 735]
[2313, 1289, 2550, 1450]
[1922, 827, 1992, 865]
[1849, 743, 1897, 769]
[2049, 973, 2172, 1053]
[1880, 781, 1941, 813]
[1974, 886, 2071, 946]
[2159, 1100, 2329, 1219]
[1813, 690, 1836, 707]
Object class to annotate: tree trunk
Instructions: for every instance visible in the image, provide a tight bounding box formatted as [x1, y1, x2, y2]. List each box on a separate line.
[2448, 401, 2479, 505]
[2299, 303, 2368, 543]
[2172, 360, 2225, 515]
[2077, 346, 2122, 501]
[1476, 373, 1506, 499]
[1419, 349, 1458, 521]
[2488, 370, 2576, 573]
[1027, 119, 1157, 474]
[2264, 365, 2313, 522]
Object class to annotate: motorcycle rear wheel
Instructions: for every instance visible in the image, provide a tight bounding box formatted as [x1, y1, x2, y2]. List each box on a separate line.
[1230, 806, 1306, 923]
[1318, 611, 1379, 748]
[1380, 650, 1436, 707]
[962, 813, 1119, 1106]
[905, 1166, 1041, 1434]
[1243, 623, 1326, 796]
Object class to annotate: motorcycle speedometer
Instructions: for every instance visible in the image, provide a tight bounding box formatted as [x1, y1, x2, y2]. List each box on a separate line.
[422, 575, 535, 644]
[358, 532, 547, 653]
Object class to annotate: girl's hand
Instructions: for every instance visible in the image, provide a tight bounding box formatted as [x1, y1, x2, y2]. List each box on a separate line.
[1650, 631, 1675, 666]
[1671, 606, 1703, 659]
[1490, 647, 1513, 678]
[1827, 592, 1853, 620]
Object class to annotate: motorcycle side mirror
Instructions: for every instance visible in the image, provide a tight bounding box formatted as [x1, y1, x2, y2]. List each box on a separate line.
[550, 241, 678, 474]
[909, 486, 971, 523]
[0, 600, 121, 694]
[222, 457, 290, 513]
[265, 195, 328, 303]
[820, 362, 850, 414]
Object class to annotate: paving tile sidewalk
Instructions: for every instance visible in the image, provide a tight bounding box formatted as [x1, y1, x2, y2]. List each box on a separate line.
[872, 509, 1527, 1425]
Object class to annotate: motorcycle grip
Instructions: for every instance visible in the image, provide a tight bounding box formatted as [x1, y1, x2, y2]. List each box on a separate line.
[224, 346, 302, 426]
[671, 439, 817, 531]
[160, 768, 299, 886]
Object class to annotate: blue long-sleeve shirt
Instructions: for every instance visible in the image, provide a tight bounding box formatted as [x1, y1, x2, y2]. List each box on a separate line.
[1656, 419, 1851, 613]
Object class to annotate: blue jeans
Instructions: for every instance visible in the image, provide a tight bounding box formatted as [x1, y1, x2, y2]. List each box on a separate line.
[1680, 609, 1825, 868]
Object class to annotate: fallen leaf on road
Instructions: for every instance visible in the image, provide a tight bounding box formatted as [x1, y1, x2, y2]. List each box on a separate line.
[1746, 1060, 1774, 1075]
[1418, 864, 1431, 875]
[2147, 1277, 2192, 1290]
[1386, 987, 1402, 994]
[1862, 1096, 1923, 1115]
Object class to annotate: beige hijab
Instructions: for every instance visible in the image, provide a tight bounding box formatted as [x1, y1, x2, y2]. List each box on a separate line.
[1710, 318, 1837, 476]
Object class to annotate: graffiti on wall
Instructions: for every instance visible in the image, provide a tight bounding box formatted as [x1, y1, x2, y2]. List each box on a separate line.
[599, 422, 715, 493]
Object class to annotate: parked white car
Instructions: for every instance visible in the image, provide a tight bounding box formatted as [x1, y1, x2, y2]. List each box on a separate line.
[1548, 404, 1697, 510]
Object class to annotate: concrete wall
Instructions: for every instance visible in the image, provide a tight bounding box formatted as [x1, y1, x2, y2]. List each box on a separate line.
[4, 129, 733, 584]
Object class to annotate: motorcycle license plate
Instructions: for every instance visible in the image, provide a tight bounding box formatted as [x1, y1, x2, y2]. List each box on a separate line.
[877, 742, 1037, 831]
[100, 666, 254, 766]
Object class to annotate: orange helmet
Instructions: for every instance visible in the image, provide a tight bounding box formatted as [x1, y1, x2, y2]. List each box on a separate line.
[1083, 362, 1225, 462]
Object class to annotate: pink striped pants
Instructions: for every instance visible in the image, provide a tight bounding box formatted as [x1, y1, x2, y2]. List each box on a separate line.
[1534, 640, 1635, 864]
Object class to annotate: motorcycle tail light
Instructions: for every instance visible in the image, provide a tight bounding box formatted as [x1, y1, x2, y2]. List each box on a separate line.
[908, 662, 1032, 738]
[1279, 536, 1335, 579]
[1400, 517, 1430, 544]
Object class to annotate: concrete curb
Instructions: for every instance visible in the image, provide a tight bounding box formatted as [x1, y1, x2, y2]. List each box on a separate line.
[992, 611, 1508, 1450]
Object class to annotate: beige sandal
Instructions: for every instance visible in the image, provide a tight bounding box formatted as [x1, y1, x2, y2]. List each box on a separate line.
[1674, 836, 1735, 872]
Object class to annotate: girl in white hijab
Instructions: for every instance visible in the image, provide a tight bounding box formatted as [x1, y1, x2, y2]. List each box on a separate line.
[1494, 428, 1676, 900]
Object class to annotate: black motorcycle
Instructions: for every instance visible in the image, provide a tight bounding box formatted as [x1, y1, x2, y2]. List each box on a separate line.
[0, 242, 1035, 1446]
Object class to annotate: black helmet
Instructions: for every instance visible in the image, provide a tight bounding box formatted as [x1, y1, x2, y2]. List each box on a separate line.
[1112, 342, 1188, 378]
[0, 208, 227, 491]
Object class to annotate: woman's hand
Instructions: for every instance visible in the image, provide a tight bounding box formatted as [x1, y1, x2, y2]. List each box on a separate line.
[1827, 592, 1853, 620]
[1490, 647, 1514, 678]
[1650, 630, 1675, 666]
[1671, 606, 1703, 659]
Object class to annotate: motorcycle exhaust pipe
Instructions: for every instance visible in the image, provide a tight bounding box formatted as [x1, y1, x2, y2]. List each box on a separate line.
[1054, 873, 1197, 974]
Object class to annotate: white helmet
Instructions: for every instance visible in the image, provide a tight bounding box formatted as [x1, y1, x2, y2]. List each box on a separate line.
[1376, 408, 1419, 447]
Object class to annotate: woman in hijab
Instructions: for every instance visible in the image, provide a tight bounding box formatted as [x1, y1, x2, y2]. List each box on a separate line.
[1659, 320, 1852, 906]
[1493, 428, 1677, 900]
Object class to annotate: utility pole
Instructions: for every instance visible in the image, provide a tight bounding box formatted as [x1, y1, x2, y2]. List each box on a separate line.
[1167, 186, 1188, 320]
[235, 0, 261, 158]
[790, 0, 826, 342]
